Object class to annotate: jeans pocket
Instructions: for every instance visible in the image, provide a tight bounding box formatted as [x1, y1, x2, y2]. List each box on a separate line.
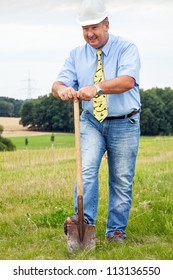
[128, 118, 136, 124]
[128, 114, 140, 124]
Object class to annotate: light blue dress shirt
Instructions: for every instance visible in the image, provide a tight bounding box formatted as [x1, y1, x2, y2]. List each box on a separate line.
[57, 34, 141, 116]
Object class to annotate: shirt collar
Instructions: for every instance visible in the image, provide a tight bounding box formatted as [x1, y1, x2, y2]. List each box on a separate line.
[102, 35, 113, 56]
[87, 35, 113, 56]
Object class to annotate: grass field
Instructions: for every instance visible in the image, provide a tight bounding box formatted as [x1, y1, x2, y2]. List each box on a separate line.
[10, 134, 75, 150]
[0, 135, 173, 260]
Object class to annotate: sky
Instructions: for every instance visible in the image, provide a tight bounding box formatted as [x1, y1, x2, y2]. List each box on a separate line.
[0, 0, 173, 100]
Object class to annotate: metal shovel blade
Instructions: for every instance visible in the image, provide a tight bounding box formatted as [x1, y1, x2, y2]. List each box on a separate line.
[67, 224, 96, 253]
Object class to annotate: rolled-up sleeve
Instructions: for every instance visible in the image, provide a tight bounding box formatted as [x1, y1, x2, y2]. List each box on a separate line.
[56, 50, 79, 90]
[117, 43, 141, 86]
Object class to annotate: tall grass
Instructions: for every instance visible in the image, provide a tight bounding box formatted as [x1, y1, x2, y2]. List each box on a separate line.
[0, 136, 173, 260]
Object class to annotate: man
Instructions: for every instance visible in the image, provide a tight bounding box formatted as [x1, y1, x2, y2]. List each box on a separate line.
[52, 0, 141, 242]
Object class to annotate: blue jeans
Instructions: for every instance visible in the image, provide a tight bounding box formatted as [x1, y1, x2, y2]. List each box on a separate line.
[74, 110, 140, 237]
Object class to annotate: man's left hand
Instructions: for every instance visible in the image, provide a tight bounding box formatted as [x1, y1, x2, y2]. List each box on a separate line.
[78, 85, 97, 101]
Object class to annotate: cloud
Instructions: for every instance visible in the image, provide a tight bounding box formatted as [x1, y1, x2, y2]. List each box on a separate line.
[0, 0, 173, 99]
[0, 0, 172, 25]
[0, 0, 79, 25]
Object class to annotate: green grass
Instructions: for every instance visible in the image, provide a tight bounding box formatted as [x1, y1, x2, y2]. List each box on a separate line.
[10, 133, 75, 150]
[0, 136, 173, 260]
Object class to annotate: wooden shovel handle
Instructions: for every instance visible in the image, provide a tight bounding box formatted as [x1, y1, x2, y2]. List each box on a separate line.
[74, 100, 83, 197]
[74, 100, 85, 241]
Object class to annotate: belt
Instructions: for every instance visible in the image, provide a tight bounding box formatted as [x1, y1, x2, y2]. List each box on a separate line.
[105, 109, 140, 120]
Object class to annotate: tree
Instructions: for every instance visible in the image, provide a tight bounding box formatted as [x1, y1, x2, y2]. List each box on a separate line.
[25, 138, 29, 149]
[20, 101, 34, 127]
[0, 125, 16, 151]
[0, 101, 14, 117]
[156, 87, 173, 132]
[19, 94, 75, 132]
[50, 133, 55, 148]
[140, 88, 172, 135]
[17, 88, 173, 135]
[0, 97, 23, 117]
[140, 108, 158, 135]
[0, 137, 16, 151]
[0, 124, 3, 136]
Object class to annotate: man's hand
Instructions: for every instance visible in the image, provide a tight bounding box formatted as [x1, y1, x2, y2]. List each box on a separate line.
[78, 85, 96, 101]
[52, 81, 97, 102]
[58, 86, 79, 102]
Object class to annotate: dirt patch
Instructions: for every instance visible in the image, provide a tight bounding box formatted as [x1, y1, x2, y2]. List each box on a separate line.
[0, 117, 52, 137]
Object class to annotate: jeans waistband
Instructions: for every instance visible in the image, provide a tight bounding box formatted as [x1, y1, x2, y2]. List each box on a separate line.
[105, 109, 140, 120]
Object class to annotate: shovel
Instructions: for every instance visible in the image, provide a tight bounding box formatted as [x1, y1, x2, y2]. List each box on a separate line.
[67, 100, 96, 252]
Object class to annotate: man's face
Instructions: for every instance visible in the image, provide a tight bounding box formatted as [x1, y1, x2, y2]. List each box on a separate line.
[82, 20, 109, 49]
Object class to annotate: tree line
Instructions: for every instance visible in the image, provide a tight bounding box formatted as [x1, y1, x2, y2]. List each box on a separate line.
[140, 87, 173, 135]
[0, 87, 173, 135]
[0, 97, 23, 117]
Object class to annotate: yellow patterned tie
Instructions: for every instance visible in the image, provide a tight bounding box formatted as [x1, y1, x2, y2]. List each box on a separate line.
[93, 50, 108, 122]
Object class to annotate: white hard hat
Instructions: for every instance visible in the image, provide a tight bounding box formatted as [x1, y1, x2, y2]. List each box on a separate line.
[76, 0, 108, 26]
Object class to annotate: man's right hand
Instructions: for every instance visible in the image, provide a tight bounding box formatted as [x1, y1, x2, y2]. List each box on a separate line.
[52, 82, 79, 102]
[58, 86, 79, 101]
